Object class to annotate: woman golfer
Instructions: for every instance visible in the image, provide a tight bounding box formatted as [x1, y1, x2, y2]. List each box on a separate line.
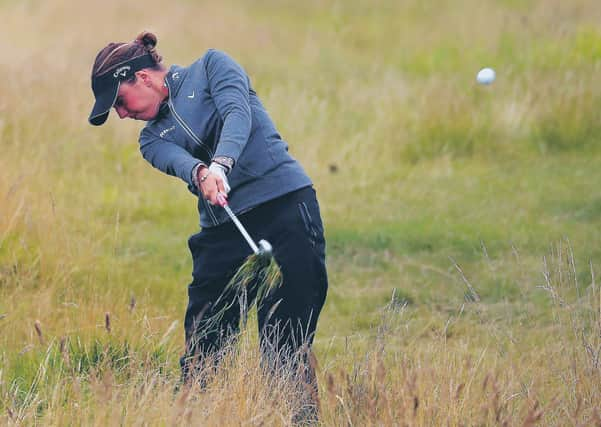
[88, 31, 328, 404]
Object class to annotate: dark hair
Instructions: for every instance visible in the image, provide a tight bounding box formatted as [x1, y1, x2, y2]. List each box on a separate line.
[91, 31, 164, 79]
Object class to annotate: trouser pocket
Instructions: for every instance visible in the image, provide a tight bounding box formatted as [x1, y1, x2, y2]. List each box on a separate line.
[297, 197, 326, 260]
[298, 202, 317, 247]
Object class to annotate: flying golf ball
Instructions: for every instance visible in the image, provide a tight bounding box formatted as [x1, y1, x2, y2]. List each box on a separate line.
[476, 67, 496, 85]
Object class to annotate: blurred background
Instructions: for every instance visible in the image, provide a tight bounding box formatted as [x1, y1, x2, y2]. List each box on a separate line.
[1, 0, 601, 424]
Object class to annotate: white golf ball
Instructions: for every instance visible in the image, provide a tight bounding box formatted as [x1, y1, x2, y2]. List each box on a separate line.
[476, 67, 496, 85]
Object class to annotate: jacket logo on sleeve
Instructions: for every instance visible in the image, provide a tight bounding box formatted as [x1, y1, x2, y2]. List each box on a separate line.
[159, 126, 176, 138]
[187, 91, 195, 99]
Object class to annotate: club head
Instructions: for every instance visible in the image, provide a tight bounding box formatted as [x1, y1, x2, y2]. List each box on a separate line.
[257, 239, 273, 258]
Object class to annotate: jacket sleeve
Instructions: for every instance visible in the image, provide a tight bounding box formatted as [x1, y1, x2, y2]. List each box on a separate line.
[139, 127, 201, 188]
[205, 49, 252, 162]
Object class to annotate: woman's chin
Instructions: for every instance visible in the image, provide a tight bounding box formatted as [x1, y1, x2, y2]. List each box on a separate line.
[133, 113, 151, 121]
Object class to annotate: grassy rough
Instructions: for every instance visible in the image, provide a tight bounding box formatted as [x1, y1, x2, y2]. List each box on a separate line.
[2, 0, 601, 425]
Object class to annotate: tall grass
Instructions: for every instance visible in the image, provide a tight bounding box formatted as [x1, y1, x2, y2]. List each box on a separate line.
[2, 241, 600, 424]
[2, 0, 601, 425]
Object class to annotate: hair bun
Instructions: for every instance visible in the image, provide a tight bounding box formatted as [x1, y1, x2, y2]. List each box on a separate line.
[134, 31, 162, 63]
[135, 31, 158, 49]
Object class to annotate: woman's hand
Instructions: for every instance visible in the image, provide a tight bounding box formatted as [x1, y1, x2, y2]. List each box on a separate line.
[197, 163, 230, 207]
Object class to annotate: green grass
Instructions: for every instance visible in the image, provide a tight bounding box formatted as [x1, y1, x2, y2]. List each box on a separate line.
[1, 0, 601, 424]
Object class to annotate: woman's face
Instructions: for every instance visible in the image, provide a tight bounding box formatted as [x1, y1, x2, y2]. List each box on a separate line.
[113, 73, 163, 121]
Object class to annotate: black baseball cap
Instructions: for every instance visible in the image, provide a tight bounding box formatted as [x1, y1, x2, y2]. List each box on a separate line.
[88, 54, 156, 126]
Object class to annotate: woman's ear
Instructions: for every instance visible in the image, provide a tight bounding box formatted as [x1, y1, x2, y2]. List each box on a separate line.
[136, 70, 152, 87]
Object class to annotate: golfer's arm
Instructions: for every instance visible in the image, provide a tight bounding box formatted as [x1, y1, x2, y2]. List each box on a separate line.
[205, 49, 252, 163]
[139, 132, 200, 187]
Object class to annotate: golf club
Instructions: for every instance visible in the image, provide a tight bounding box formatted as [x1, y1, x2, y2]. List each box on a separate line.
[216, 193, 273, 258]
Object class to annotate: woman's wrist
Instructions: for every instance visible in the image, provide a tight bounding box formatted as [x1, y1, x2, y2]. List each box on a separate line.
[211, 156, 234, 174]
[191, 162, 208, 189]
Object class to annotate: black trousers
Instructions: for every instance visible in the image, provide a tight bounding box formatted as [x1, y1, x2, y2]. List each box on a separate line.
[180, 186, 328, 378]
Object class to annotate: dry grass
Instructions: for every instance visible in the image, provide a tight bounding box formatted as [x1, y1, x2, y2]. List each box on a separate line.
[2, 0, 601, 425]
[2, 245, 600, 425]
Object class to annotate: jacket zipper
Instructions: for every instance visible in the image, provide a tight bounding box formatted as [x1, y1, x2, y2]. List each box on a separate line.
[165, 79, 219, 226]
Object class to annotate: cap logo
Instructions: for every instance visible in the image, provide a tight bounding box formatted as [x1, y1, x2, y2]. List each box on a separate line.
[113, 65, 131, 78]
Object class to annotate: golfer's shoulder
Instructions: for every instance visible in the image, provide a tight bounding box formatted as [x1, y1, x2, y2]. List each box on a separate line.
[187, 49, 222, 68]
[196, 49, 245, 73]
[200, 48, 233, 62]
[181, 49, 220, 78]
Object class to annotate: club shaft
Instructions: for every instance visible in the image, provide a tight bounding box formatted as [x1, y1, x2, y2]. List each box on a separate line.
[223, 204, 259, 254]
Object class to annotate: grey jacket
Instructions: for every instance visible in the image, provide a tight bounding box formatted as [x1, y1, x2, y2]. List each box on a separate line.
[139, 49, 312, 227]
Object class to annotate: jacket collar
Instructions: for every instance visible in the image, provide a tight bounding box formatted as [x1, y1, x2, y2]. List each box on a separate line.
[165, 65, 187, 98]
[150, 65, 187, 123]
